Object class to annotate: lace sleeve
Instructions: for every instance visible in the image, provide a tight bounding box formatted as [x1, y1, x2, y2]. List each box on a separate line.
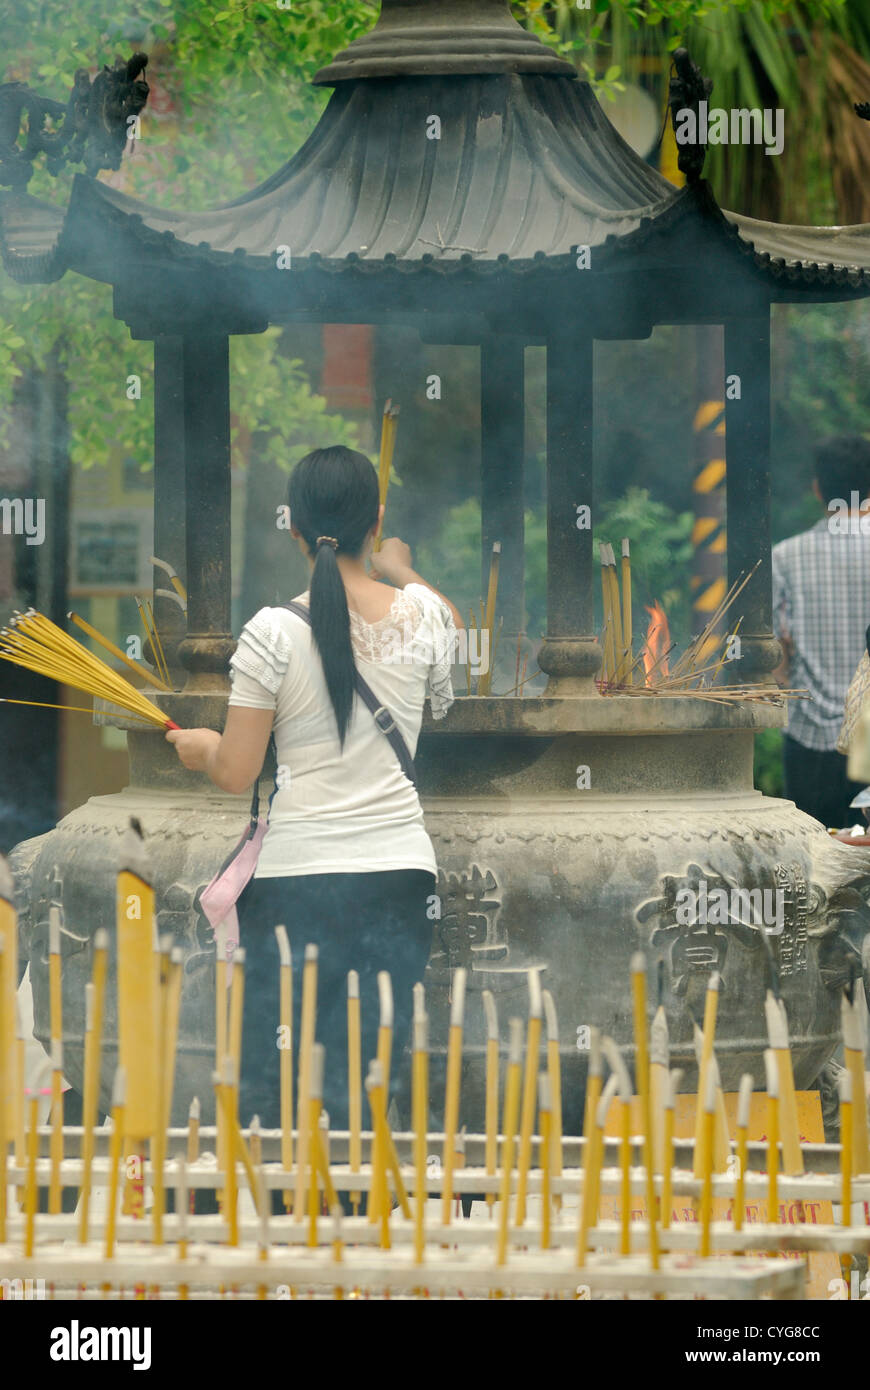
[404, 584, 456, 720]
[228, 608, 292, 705]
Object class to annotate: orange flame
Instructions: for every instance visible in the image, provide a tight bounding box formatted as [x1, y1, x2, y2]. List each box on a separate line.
[643, 601, 670, 685]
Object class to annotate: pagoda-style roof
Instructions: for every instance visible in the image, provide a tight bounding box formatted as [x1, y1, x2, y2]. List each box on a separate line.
[3, 0, 870, 314]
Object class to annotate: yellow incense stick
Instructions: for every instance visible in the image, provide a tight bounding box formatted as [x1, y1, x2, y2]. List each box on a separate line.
[275, 927, 294, 1210]
[308, 1045, 326, 1249]
[149, 555, 187, 601]
[621, 539, 633, 686]
[482, 989, 499, 1210]
[538, 1072, 552, 1250]
[370, 970, 394, 1224]
[136, 596, 169, 687]
[542, 991, 563, 1212]
[841, 989, 870, 1173]
[478, 542, 501, 698]
[79, 929, 108, 1243]
[599, 543, 617, 683]
[631, 954, 659, 1268]
[412, 985, 428, 1264]
[693, 972, 720, 1177]
[117, 820, 158, 1222]
[49, 1038, 64, 1215]
[347, 969, 361, 1215]
[227, 946, 246, 1123]
[698, 1065, 716, 1257]
[765, 991, 802, 1176]
[215, 922, 228, 1208]
[0, 858, 18, 1155]
[146, 600, 170, 686]
[515, 968, 542, 1227]
[441, 967, 466, 1225]
[578, 1072, 617, 1266]
[293, 944, 318, 1221]
[497, 1019, 523, 1266]
[0, 941, 6, 1244]
[215, 1066, 238, 1246]
[68, 609, 171, 692]
[24, 1092, 39, 1258]
[764, 1048, 780, 1221]
[374, 400, 400, 552]
[104, 1068, 127, 1260]
[840, 1071, 853, 1227]
[733, 1073, 752, 1232]
[152, 939, 171, 1246]
[605, 545, 625, 683]
[661, 1068, 681, 1231]
[48, 906, 63, 1214]
[649, 1004, 669, 1174]
[366, 1061, 392, 1250]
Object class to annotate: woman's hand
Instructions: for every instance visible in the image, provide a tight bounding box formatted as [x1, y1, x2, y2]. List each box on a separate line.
[165, 727, 221, 773]
[369, 537, 413, 584]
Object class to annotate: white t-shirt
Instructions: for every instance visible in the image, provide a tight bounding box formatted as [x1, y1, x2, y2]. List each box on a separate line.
[227, 583, 456, 877]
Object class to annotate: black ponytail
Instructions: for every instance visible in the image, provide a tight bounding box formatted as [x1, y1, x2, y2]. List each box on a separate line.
[287, 446, 380, 747]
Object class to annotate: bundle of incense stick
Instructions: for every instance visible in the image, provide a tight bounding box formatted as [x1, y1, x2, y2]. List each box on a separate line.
[0, 610, 179, 729]
[3, 847, 867, 1300]
[373, 400, 400, 553]
[597, 553, 808, 704]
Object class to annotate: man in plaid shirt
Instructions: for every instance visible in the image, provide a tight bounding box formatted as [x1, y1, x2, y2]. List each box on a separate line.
[772, 434, 870, 828]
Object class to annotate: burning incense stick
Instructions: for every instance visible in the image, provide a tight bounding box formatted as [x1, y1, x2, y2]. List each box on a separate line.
[603, 1037, 633, 1256]
[365, 1061, 392, 1250]
[0, 941, 5, 1244]
[149, 555, 187, 602]
[621, 539, 633, 686]
[578, 1071, 617, 1266]
[599, 543, 617, 684]
[841, 986, 869, 1174]
[693, 972, 719, 1178]
[542, 990, 563, 1213]
[413, 985, 428, 1264]
[764, 1048, 780, 1218]
[152, 938, 171, 1246]
[661, 1069, 682, 1231]
[649, 996, 669, 1174]
[496, 1018, 523, 1266]
[308, 1045, 325, 1249]
[733, 1073, 752, 1232]
[840, 1071, 853, 1227]
[374, 400, 400, 552]
[1, 861, 20, 1156]
[515, 968, 542, 1227]
[698, 1063, 717, 1257]
[117, 820, 158, 1218]
[49, 1038, 64, 1215]
[478, 542, 501, 698]
[347, 969, 362, 1216]
[482, 989, 499, 1211]
[79, 929, 108, 1243]
[227, 947, 246, 1126]
[441, 967, 466, 1225]
[538, 1072, 552, 1251]
[24, 1090, 39, 1258]
[47, 905, 63, 1214]
[293, 944, 318, 1221]
[275, 927, 293, 1211]
[370, 971, 394, 1224]
[765, 991, 802, 1176]
[631, 953, 659, 1268]
[104, 1068, 126, 1261]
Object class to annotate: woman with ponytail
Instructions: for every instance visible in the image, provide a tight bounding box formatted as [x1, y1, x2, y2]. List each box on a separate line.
[167, 445, 461, 1152]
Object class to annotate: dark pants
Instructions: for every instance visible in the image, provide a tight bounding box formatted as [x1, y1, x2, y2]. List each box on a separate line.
[237, 869, 436, 1134]
[783, 734, 865, 829]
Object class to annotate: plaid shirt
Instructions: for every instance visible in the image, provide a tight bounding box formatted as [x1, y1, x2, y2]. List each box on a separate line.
[772, 518, 870, 751]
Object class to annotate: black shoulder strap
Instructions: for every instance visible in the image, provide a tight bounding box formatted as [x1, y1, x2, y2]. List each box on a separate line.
[283, 600, 418, 787]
